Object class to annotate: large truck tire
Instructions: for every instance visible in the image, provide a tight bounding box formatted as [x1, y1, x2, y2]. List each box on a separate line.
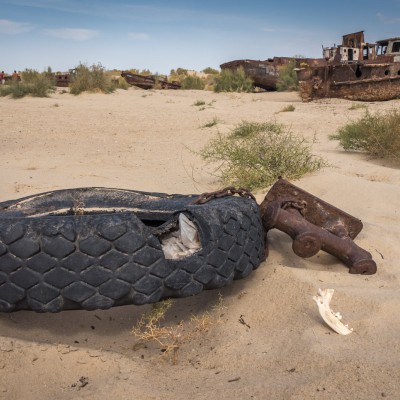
[0, 188, 265, 312]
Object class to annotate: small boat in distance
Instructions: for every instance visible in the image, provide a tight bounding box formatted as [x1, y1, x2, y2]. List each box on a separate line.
[121, 71, 181, 90]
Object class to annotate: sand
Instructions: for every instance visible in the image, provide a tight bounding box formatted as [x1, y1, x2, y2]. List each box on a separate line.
[0, 88, 399, 400]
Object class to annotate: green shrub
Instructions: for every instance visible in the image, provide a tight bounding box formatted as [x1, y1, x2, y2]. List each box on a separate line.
[20, 69, 40, 84]
[30, 74, 56, 97]
[0, 69, 55, 98]
[201, 117, 219, 128]
[69, 63, 115, 95]
[199, 121, 325, 189]
[169, 68, 188, 83]
[329, 110, 400, 160]
[276, 61, 298, 91]
[279, 104, 296, 112]
[213, 67, 254, 93]
[0, 82, 29, 98]
[202, 67, 219, 74]
[113, 77, 130, 90]
[181, 75, 205, 90]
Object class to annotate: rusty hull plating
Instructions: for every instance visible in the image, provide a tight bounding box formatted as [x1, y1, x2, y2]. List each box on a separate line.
[297, 31, 400, 102]
[260, 178, 377, 275]
[220, 57, 324, 91]
[121, 71, 181, 90]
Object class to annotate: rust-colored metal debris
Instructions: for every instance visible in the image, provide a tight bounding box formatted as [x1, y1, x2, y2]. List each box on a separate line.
[220, 57, 324, 91]
[297, 31, 400, 102]
[121, 71, 181, 90]
[54, 73, 70, 87]
[260, 178, 377, 275]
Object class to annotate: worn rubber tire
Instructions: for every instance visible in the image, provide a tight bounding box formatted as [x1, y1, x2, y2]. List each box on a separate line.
[0, 188, 265, 312]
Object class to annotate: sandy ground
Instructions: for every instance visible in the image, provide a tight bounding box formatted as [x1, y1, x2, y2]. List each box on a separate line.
[0, 87, 399, 400]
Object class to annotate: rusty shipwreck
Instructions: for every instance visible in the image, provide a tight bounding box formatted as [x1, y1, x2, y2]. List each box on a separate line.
[297, 31, 400, 102]
[121, 71, 181, 90]
[220, 57, 323, 91]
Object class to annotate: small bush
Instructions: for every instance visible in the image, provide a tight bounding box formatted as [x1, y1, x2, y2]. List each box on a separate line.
[199, 121, 325, 189]
[330, 110, 400, 160]
[112, 77, 130, 90]
[202, 67, 219, 74]
[69, 63, 115, 95]
[201, 117, 219, 128]
[193, 99, 206, 106]
[279, 104, 296, 112]
[181, 75, 205, 90]
[132, 296, 224, 364]
[169, 68, 188, 83]
[276, 61, 298, 91]
[0, 69, 55, 98]
[0, 82, 29, 98]
[20, 69, 40, 84]
[213, 67, 254, 93]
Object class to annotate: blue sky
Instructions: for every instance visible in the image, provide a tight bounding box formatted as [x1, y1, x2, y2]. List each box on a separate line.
[1, 0, 400, 74]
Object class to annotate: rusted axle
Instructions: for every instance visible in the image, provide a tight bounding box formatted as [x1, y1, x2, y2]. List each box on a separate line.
[260, 178, 377, 275]
[261, 201, 377, 274]
[194, 178, 377, 275]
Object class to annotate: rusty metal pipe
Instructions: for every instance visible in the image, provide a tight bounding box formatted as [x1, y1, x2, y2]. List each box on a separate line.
[263, 201, 377, 275]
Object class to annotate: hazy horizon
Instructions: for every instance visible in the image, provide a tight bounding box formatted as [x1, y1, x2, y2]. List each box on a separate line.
[1, 0, 400, 74]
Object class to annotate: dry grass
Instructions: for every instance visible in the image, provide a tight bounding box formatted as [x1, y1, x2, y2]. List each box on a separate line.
[201, 117, 220, 128]
[279, 104, 295, 112]
[330, 109, 400, 161]
[199, 120, 326, 189]
[132, 295, 225, 364]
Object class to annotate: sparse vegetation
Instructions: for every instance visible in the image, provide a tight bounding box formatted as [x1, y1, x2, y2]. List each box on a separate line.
[199, 121, 325, 189]
[348, 103, 368, 110]
[112, 76, 130, 90]
[0, 68, 55, 98]
[181, 75, 206, 90]
[213, 67, 254, 93]
[202, 117, 220, 128]
[330, 109, 400, 161]
[202, 67, 219, 75]
[276, 60, 299, 92]
[279, 104, 296, 112]
[132, 296, 225, 364]
[193, 99, 206, 106]
[169, 68, 188, 83]
[128, 68, 153, 76]
[69, 63, 116, 95]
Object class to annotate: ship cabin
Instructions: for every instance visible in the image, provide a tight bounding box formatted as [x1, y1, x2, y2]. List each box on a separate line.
[376, 37, 400, 60]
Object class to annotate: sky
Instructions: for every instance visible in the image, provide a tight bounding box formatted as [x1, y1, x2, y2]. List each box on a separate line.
[1, 0, 400, 74]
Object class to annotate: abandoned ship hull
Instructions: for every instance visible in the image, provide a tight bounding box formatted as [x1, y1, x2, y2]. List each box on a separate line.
[220, 58, 326, 91]
[121, 71, 180, 90]
[220, 59, 281, 90]
[298, 62, 400, 102]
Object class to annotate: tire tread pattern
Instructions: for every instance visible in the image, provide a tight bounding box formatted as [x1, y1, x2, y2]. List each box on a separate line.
[0, 191, 264, 312]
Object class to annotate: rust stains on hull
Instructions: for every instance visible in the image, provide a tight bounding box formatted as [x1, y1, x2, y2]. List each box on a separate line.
[220, 59, 281, 90]
[297, 31, 400, 102]
[298, 62, 400, 102]
[220, 57, 325, 91]
[121, 71, 181, 90]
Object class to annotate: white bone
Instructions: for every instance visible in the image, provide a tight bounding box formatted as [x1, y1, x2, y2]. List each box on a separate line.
[313, 288, 353, 335]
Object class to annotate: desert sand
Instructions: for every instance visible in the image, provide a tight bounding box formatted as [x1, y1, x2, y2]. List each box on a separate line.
[0, 87, 399, 400]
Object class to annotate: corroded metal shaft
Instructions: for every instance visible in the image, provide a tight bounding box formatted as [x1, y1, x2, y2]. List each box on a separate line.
[261, 200, 377, 275]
